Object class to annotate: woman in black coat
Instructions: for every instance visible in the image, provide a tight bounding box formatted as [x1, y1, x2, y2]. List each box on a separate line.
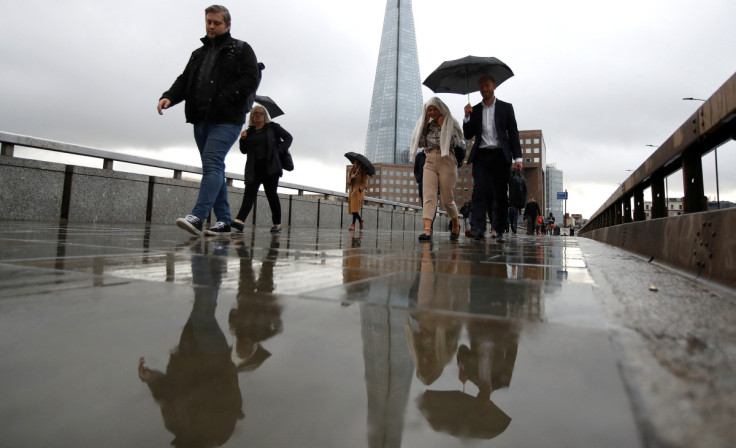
[231, 104, 293, 233]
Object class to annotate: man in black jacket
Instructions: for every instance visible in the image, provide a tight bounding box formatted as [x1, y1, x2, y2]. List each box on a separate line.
[523, 196, 541, 235]
[158, 5, 260, 236]
[463, 75, 522, 243]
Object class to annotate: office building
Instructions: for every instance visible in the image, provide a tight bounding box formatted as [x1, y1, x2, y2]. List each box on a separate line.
[546, 163, 564, 221]
[364, 0, 423, 164]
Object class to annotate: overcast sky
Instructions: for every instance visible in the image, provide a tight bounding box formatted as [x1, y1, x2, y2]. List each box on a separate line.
[1, 0, 734, 218]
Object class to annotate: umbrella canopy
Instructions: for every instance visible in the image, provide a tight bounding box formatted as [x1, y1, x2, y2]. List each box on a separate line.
[253, 95, 284, 119]
[423, 56, 514, 95]
[344, 152, 376, 176]
[416, 390, 511, 440]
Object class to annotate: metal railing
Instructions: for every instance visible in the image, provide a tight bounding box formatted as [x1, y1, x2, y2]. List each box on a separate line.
[0, 131, 422, 212]
[577, 71, 736, 287]
[580, 71, 736, 233]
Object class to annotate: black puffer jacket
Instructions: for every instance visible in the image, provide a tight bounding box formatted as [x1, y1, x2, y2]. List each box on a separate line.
[161, 32, 260, 125]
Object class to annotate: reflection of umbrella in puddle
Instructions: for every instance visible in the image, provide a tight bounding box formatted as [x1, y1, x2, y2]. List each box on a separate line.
[416, 390, 511, 439]
[232, 342, 271, 372]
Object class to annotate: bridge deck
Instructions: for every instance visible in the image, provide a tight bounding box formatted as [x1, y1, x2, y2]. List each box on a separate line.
[0, 223, 733, 447]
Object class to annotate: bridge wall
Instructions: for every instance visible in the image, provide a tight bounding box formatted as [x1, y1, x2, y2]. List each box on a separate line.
[0, 156, 423, 230]
[583, 207, 736, 287]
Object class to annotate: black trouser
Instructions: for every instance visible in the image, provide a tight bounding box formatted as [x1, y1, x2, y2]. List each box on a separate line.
[470, 148, 510, 235]
[235, 160, 281, 225]
[526, 215, 537, 235]
[352, 212, 362, 225]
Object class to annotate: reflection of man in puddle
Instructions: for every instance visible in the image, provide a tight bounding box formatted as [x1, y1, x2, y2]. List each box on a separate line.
[138, 240, 243, 447]
[458, 319, 520, 397]
[229, 236, 283, 371]
[406, 243, 467, 384]
[416, 319, 518, 440]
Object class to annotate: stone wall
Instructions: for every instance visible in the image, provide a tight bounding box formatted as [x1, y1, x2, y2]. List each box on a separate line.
[0, 156, 423, 229]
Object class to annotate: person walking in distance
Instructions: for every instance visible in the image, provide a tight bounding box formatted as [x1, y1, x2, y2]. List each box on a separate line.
[157, 5, 261, 236]
[523, 196, 541, 235]
[462, 75, 522, 242]
[347, 161, 368, 231]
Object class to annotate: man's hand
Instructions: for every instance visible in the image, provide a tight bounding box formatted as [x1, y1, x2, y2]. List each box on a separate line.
[157, 98, 171, 115]
[514, 161, 523, 171]
[464, 103, 473, 118]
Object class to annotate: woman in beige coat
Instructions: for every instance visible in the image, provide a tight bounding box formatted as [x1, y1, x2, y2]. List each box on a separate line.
[410, 97, 464, 241]
[347, 161, 369, 230]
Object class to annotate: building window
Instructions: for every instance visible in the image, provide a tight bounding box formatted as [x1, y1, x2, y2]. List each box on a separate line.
[534, 138, 540, 144]
[534, 148, 539, 153]
[525, 138, 531, 144]
[526, 148, 531, 153]
[534, 157, 540, 162]
[382, 170, 387, 175]
[389, 171, 394, 176]
[525, 158, 531, 163]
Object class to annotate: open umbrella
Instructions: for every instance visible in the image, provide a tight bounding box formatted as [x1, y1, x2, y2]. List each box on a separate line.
[416, 390, 511, 440]
[253, 95, 284, 119]
[423, 56, 514, 101]
[344, 152, 376, 176]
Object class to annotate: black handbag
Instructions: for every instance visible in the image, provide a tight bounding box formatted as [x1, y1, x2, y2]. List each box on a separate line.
[454, 145, 466, 168]
[279, 148, 294, 171]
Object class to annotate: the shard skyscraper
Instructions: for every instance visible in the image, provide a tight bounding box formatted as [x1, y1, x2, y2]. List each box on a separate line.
[365, 0, 423, 165]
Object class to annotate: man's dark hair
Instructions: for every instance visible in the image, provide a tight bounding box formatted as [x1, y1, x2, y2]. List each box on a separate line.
[205, 5, 231, 24]
[478, 74, 497, 85]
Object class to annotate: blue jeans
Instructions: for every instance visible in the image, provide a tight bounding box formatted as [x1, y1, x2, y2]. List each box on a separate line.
[191, 122, 241, 222]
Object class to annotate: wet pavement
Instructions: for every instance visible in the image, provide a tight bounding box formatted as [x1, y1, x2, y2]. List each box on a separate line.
[0, 222, 643, 447]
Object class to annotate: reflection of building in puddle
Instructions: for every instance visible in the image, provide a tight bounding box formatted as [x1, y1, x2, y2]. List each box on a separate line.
[360, 305, 413, 447]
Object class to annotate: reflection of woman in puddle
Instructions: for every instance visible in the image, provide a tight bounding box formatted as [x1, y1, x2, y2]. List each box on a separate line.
[405, 243, 466, 385]
[229, 237, 283, 371]
[138, 243, 243, 447]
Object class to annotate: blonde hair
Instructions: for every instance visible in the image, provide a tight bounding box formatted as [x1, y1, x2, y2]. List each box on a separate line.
[247, 104, 272, 127]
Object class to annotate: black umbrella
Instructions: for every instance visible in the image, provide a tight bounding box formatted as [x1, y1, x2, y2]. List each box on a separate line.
[423, 56, 514, 101]
[253, 95, 284, 119]
[344, 152, 376, 176]
[416, 390, 511, 440]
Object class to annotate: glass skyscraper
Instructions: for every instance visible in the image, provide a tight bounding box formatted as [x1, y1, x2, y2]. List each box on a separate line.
[546, 163, 564, 220]
[365, 0, 423, 164]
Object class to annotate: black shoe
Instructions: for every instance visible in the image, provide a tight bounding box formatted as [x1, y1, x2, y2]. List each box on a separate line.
[450, 232, 459, 241]
[176, 215, 203, 236]
[496, 233, 507, 243]
[230, 220, 244, 232]
[270, 225, 281, 233]
[465, 228, 485, 240]
[204, 221, 231, 236]
[418, 232, 432, 241]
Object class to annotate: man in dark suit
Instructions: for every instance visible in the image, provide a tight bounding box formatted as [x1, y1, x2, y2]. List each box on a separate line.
[463, 75, 522, 242]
